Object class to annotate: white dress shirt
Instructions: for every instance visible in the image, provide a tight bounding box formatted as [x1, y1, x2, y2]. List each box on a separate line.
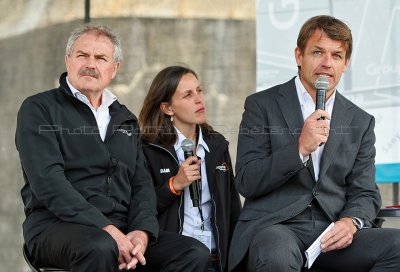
[174, 126, 216, 250]
[295, 76, 335, 181]
[66, 77, 117, 141]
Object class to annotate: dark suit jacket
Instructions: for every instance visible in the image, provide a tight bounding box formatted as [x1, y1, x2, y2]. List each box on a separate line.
[228, 77, 381, 271]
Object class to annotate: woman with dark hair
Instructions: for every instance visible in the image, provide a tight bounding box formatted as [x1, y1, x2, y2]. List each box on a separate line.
[139, 65, 241, 271]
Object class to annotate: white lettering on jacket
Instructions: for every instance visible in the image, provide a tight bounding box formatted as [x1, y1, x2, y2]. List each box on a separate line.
[160, 168, 171, 173]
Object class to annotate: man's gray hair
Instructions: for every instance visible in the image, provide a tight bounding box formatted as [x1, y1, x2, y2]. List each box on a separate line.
[66, 24, 123, 63]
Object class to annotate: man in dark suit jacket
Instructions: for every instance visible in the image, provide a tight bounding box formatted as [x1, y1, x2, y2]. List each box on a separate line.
[228, 15, 400, 272]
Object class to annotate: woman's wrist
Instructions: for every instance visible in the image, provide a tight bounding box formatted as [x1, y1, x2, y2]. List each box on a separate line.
[168, 176, 181, 195]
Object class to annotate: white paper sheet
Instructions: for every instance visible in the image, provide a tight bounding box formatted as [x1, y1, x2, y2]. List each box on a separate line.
[304, 222, 334, 269]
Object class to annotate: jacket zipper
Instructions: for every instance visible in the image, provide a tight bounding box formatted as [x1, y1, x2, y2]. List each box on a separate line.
[150, 143, 223, 271]
[68, 87, 135, 199]
[211, 197, 223, 271]
[105, 176, 111, 196]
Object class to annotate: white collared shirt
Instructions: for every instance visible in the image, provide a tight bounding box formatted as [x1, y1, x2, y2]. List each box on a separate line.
[173, 127, 216, 250]
[295, 76, 335, 181]
[66, 77, 117, 141]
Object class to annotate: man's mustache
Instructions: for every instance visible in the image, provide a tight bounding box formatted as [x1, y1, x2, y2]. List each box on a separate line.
[79, 68, 99, 78]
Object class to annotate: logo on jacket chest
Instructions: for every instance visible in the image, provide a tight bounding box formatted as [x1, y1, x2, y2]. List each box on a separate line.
[216, 162, 229, 172]
[114, 126, 133, 137]
[160, 168, 171, 173]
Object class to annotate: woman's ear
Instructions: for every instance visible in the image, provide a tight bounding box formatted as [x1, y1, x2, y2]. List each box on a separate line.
[160, 102, 173, 116]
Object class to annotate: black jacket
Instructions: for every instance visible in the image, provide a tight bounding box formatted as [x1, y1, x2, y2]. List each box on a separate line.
[142, 133, 241, 271]
[16, 73, 159, 249]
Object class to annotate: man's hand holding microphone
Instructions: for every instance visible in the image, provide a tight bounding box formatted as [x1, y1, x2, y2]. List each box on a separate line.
[299, 76, 331, 157]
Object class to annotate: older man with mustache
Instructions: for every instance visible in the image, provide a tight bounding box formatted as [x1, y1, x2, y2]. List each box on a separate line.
[16, 24, 210, 272]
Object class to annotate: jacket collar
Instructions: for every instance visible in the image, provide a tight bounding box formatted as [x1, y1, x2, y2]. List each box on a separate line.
[57, 72, 137, 141]
[148, 131, 228, 162]
[173, 126, 210, 154]
[277, 77, 305, 143]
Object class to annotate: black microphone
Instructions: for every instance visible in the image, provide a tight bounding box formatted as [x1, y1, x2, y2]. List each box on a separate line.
[315, 76, 329, 120]
[181, 139, 201, 207]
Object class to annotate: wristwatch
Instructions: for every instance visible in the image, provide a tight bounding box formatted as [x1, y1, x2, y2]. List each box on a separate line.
[351, 217, 363, 230]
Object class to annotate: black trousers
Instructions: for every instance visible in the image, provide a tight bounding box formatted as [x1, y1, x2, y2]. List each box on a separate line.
[247, 206, 400, 272]
[29, 222, 211, 272]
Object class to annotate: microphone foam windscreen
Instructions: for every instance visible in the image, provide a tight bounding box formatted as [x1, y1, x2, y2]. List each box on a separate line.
[181, 139, 194, 153]
[315, 76, 329, 90]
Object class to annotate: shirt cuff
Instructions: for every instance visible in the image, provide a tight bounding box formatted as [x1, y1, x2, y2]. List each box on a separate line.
[299, 152, 310, 166]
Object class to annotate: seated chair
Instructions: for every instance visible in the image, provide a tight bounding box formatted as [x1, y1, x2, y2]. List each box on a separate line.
[374, 173, 400, 226]
[23, 243, 69, 272]
[374, 206, 400, 227]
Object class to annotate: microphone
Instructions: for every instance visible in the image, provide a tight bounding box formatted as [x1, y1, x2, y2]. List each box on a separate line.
[181, 139, 201, 207]
[315, 76, 329, 120]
